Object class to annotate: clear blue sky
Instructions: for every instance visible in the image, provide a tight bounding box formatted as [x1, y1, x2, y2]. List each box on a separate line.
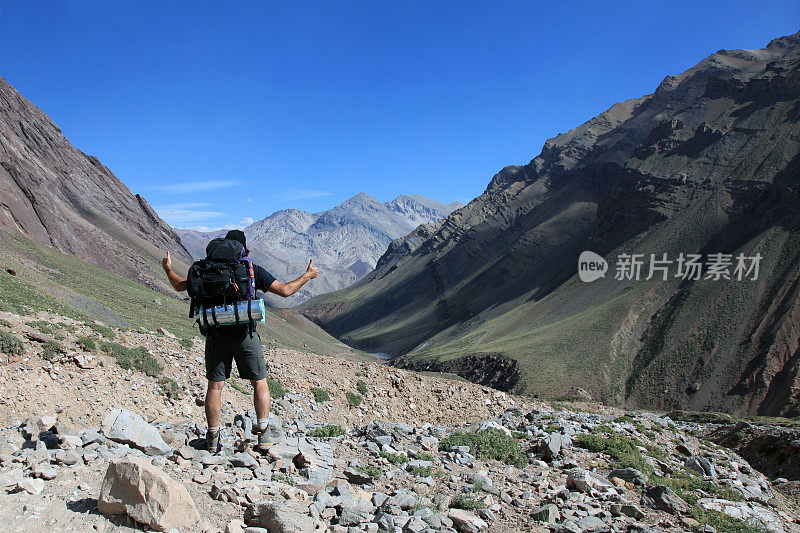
[1, 1, 797, 230]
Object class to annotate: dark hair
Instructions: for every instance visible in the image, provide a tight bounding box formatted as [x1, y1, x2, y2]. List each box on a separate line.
[225, 229, 247, 249]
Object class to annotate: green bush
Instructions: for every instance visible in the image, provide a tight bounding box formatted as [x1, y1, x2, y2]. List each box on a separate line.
[439, 429, 527, 467]
[268, 378, 287, 399]
[0, 330, 24, 357]
[89, 323, 115, 339]
[308, 425, 346, 438]
[159, 377, 182, 399]
[42, 339, 65, 361]
[76, 335, 96, 352]
[651, 469, 744, 505]
[689, 507, 767, 533]
[101, 342, 163, 377]
[346, 391, 363, 407]
[573, 432, 652, 473]
[311, 387, 330, 402]
[409, 465, 433, 477]
[26, 320, 55, 336]
[380, 451, 408, 464]
[179, 338, 193, 349]
[449, 495, 485, 510]
[414, 452, 434, 462]
[355, 465, 382, 479]
[356, 379, 368, 395]
[271, 473, 295, 485]
[230, 380, 249, 395]
[0, 318, 12, 329]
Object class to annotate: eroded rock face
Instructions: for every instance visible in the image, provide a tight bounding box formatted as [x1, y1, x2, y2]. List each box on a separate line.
[0, 77, 193, 293]
[97, 456, 200, 532]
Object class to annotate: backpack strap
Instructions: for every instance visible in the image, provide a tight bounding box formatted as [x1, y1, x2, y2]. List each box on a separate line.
[247, 299, 254, 337]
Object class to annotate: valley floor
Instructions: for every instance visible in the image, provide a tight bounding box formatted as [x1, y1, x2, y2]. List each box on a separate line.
[0, 310, 798, 533]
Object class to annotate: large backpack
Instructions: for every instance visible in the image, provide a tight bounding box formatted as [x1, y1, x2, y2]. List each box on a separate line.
[187, 238, 257, 335]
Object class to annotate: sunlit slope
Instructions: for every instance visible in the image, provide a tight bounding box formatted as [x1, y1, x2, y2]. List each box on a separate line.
[0, 231, 362, 358]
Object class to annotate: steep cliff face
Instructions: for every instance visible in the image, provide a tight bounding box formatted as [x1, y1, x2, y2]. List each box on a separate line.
[303, 31, 800, 416]
[0, 77, 192, 291]
[179, 193, 462, 306]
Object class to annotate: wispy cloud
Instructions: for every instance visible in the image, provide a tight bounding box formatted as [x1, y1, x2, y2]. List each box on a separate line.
[276, 189, 333, 202]
[156, 207, 226, 226]
[178, 217, 256, 232]
[146, 180, 242, 194]
[157, 202, 214, 210]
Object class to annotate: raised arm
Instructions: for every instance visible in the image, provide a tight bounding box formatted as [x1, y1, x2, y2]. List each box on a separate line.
[268, 260, 318, 297]
[162, 251, 188, 292]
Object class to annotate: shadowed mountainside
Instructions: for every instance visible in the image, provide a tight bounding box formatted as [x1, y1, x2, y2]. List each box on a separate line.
[0, 76, 193, 293]
[303, 31, 800, 417]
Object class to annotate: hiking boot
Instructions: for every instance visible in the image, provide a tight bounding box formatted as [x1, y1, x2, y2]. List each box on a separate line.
[206, 429, 221, 453]
[256, 420, 284, 449]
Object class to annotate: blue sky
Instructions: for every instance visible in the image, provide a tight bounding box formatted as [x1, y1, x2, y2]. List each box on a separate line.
[1, 1, 797, 230]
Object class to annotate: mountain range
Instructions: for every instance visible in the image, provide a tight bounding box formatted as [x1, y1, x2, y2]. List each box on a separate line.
[177, 193, 462, 306]
[302, 31, 800, 417]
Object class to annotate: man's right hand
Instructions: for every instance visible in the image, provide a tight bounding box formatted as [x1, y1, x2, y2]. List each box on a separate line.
[305, 259, 318, 280]
[162, 251, 172, 272]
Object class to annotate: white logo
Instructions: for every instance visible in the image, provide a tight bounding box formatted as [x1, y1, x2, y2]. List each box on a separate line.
[578, 251, 608, 282]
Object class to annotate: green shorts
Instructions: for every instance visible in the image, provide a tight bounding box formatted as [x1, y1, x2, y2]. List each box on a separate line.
[204, 328, 267, 382]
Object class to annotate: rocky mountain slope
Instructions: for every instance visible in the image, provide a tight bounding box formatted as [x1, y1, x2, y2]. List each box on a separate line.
[0, 77, 194, 293]
[1, 309, 798, 532]
[179, 193, 462, 306]
[302, 31, 800, 417]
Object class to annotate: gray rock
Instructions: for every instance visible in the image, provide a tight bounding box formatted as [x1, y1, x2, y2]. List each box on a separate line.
[576, 515, 609, 532]
[101, 409, 171, 456]
[403, 517, 427, 533]
[395, 491, 418, 510]
[55, 450, 81, 466]
[685, 456, 715, 478]
[231, 452, 259, 469]
[643, 485, 690, 515]
[609, 467, 646, 485]
[374, 511, 394, 531]
[32, 462, 57, 480]
[244, 500, 313, 532]
[566, 469, 613, 493]
[339, 499, 375, 526]
[0, 468, 24, 488]
[448, 509, 488, 533]
[80, 429, 105, 446]
[532, 503, 560, 523]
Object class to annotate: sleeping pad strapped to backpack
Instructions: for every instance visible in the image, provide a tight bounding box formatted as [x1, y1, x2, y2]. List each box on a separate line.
[186, 237, 257, 335]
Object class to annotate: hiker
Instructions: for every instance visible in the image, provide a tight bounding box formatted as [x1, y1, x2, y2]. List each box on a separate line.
[161, 229, 318, 452]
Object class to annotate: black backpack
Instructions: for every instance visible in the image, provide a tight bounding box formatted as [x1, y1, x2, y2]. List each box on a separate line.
[187, 238, 256, 335]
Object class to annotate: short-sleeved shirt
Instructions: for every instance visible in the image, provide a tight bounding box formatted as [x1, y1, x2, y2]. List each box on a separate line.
[254, 265, 277, 295]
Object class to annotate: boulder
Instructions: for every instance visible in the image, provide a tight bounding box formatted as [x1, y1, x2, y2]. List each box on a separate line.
[98, 456, 200, 532]
[448, 509, 488, 533]
[531, 503, 560, 523]
[101, 409, 171, 455]
[244, 500, 314, 532]
[643, 485, 690, 515]
[566, 469, 613, 493]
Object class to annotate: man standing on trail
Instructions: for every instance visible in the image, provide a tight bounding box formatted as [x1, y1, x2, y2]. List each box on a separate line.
[161, 229, 318, 452]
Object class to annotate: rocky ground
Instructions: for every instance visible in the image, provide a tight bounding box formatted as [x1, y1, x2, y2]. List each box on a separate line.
[0, 310, 798, 533]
